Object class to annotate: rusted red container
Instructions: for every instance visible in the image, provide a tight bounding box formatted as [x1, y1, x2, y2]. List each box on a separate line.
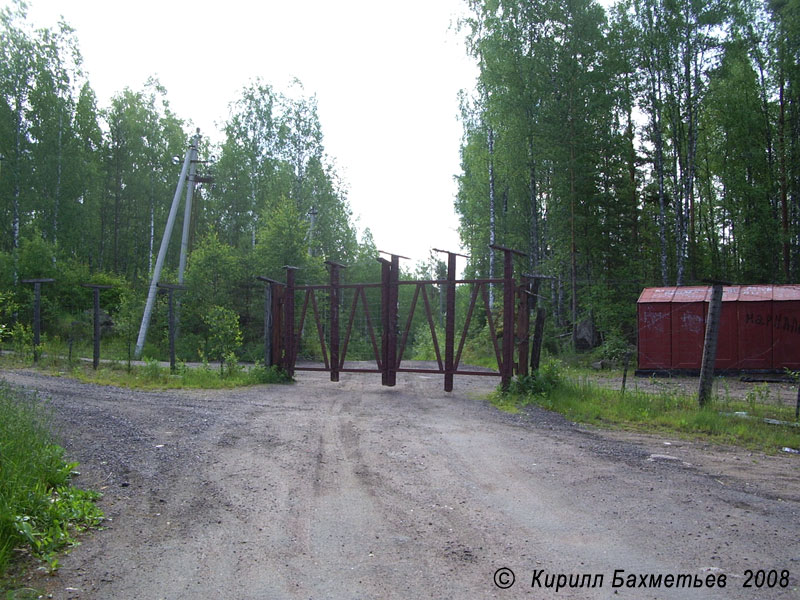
[670, 287, 708, 369]
[637, 287, 674, 369]
[638, 284, 800, 372]
[737, 285, 773, 370]
[772, 285, 800, 370]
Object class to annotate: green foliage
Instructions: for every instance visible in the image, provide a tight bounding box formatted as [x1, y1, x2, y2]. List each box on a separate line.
[505, 359, 563, 397]
[184, 233, 243, 314]
[599, 332, 634, 363]
[112, 288, 142, 371]
[0, 382, 103, 576]
[202, 305, 242, 372]
[17, 235, 57, 280]
[411, 323, 445, 362]
[457, 0, 800, 352]
[0, 291, 17, 342]
[9, 323, 32, 361]
[253, 201, 325, 282]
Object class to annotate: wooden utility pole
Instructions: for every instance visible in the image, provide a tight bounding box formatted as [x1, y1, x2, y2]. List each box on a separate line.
[698, 283, 724, 406]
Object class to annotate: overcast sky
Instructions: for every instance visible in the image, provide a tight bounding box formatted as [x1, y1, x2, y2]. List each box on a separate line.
[12, 0, 478, 269]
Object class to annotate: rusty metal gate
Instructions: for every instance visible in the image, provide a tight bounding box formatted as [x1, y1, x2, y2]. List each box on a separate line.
[258, 245, 539, 391]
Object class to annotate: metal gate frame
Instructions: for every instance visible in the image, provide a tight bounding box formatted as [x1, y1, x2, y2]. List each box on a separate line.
[258, 245, 533, 391]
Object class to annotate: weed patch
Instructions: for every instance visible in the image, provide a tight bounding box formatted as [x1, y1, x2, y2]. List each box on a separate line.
[496, 370, 800, 453]
[69, 360, 291, 390]
[0, 382, 103, 581]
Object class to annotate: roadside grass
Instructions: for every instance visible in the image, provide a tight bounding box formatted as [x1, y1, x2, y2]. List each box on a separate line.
[494, 368, 800, 453]
[0, 348, 292, 390]
[67, 358, 291, 390]
[0, 381, 103, 585]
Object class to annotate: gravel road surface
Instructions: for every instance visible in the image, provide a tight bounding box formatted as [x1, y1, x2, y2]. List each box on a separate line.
[2, 368, 798, 599]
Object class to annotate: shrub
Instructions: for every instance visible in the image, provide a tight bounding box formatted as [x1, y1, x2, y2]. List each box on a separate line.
[599, 331, 633, 363]
[506, 358, 563, 396]
[0, 382, 103, 575]
[202, 305, 243, 373]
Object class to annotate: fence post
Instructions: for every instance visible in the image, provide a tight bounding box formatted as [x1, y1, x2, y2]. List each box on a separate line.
[326, 261, 346, 382]
[795, 382, 799, 421]
[621, 350, 632, 396]
[156, 283, 187, 374]
[21, 279, 54, 363]
[81, 284, 113, 369]
[283, 267, 298, 378]
[699, 283, 724, 407]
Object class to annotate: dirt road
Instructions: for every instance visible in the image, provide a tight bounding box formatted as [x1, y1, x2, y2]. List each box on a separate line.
[2, 368, 798, 599]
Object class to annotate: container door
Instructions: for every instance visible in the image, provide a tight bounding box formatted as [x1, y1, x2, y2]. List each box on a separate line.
[772, 286, 800, 370]
[637, 288, 675, 369]
[714, 286, 739, 370]
[671, 287, 708, 370]
[738, 286, 773, 370]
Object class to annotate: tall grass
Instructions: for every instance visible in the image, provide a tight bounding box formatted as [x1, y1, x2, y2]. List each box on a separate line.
[0, 382, 103, 578]
[496, 368, 800, 452]
[70, 359, 291, 390]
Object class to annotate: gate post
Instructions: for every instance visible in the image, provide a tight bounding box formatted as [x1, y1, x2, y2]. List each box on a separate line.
[516, 282, 530, 377]
[501, 251, 515, 390]
[379, 257, 391, 386]
[378, 252, 405, 387]
[283, 266, 299, 378]
[22, 278, 54, 363]
[433, 249, 467, 392]
[388, 254, 399, 386]
[444, 251, 457, 391]
[256, 276, 284, 367]
[264, 282, 273, 367]
[272, 282, 284, 369]
[490, 245, 526, 391]
[326, 261, 346, 382]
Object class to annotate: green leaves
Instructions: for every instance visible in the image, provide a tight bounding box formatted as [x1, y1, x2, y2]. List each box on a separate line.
[0, 382, 103, 575]
[458, 0, 800, 347]
[202, 305, 242, 372]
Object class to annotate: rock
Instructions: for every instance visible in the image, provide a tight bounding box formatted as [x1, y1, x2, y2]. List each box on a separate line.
[575, 317, 600, 351]
[647, 454, 680, 461]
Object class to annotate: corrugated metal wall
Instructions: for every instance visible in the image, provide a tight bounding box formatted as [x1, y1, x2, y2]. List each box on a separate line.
[637, 285, 800, 372]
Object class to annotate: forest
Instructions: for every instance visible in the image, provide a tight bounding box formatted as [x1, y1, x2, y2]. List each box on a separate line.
[1, 0, 799, 365]
[457, 0, 800, 350]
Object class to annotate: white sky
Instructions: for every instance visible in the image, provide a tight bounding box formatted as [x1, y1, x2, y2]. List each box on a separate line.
[12, 0, 478, 269]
